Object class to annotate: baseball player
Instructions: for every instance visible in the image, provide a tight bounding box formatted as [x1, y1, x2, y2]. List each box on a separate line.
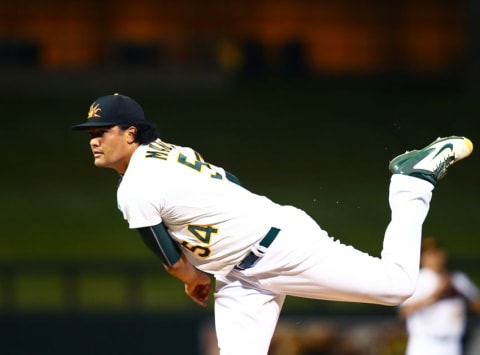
[399, 237, 480, 355]
[72, 93, 473, 355]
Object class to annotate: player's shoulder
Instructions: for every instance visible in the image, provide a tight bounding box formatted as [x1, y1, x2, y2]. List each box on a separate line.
[451, 270, 472, 283]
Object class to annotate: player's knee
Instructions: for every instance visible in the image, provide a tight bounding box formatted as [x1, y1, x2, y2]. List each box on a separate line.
[385, 283, 415, 306]
[378, 279, 415, 306]
[379, 266, 418, 306]
[383, 294, 411, 306]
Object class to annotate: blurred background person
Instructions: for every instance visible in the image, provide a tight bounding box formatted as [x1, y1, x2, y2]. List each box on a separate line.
[399, 237, 480, 355]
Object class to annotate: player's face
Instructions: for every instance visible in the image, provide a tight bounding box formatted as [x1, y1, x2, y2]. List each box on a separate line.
[421, 248, 446, 272]
[88, 126, 136, 173]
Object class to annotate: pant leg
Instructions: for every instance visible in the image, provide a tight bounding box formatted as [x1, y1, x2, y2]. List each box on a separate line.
[380, 174, 433, 295]
[249, 174, 433, 305]
[214, 277, 286, 355]
[406, 335, 462, 355]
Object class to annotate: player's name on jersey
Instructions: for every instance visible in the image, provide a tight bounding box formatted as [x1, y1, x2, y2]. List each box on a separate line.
[145, 140, 176, 160]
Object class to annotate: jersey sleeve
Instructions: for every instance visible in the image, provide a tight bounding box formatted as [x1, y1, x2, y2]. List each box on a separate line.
[451, 271, 480, 300]
[118, 192, 163, 229]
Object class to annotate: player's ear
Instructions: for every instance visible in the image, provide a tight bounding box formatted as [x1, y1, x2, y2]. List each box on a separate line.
[126, 126, 137, 143]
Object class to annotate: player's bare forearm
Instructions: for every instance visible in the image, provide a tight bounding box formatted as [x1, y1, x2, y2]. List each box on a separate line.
[469, 298, 480, 313]
[164, 253, 198, 283]
[164, 254, 212, 307]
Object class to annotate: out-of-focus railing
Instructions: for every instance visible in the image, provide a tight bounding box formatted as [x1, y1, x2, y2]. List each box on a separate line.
[0, 259, 180, 313]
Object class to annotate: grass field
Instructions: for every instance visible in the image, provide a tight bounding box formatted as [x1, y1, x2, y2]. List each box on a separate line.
[1, 76, 479, 313]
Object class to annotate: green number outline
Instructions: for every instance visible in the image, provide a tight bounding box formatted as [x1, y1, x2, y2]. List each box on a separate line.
[181, 225, 218, 258]
[177, 152, 223, 179]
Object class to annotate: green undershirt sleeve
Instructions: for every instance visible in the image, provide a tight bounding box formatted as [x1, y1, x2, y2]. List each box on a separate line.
[137, 223, 181, 267]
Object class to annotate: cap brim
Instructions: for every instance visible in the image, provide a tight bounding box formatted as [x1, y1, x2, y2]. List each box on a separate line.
[71, 121, 117, 131]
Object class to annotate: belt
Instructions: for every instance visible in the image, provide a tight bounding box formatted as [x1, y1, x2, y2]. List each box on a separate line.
[234, 227, 280, 271]
[432, 335, 457, 342]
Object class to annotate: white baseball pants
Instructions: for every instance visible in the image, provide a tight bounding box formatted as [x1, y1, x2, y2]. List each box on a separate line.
[214, 174, 433, 355]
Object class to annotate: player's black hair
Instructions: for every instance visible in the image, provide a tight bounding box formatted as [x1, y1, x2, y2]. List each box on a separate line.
[119, 121, 160, 145]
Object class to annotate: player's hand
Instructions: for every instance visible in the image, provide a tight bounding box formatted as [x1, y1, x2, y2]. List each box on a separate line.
[185, 272, 212, 307]
[163, 254, 212, 307]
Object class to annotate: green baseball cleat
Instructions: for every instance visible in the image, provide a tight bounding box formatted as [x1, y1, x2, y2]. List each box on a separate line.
[389, 136, 474, 185]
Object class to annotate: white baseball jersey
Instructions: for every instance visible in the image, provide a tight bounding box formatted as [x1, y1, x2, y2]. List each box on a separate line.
[116, 138, 437, 355]
[402, 268, 480, 355]
[117, 139, 284, 276]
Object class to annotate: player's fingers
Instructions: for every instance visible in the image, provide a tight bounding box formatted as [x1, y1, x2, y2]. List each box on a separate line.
[186, 284, 209, 307]
[199, 284, 211, 297]
[191, 291, 208, 307]
[195, 285, 210, 303]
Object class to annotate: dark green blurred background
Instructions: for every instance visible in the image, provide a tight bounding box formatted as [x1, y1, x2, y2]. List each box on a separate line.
[1, 1, 479, 354]
[3, 76, 479, 354]
[2, 78, 479, 291]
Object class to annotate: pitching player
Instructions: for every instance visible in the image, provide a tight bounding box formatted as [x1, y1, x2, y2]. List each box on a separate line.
[72, 93, 474, 355]
[399, 237, 480, 355]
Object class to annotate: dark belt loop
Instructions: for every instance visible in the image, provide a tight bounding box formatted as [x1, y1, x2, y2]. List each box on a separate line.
[235, 227, 280, 270]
